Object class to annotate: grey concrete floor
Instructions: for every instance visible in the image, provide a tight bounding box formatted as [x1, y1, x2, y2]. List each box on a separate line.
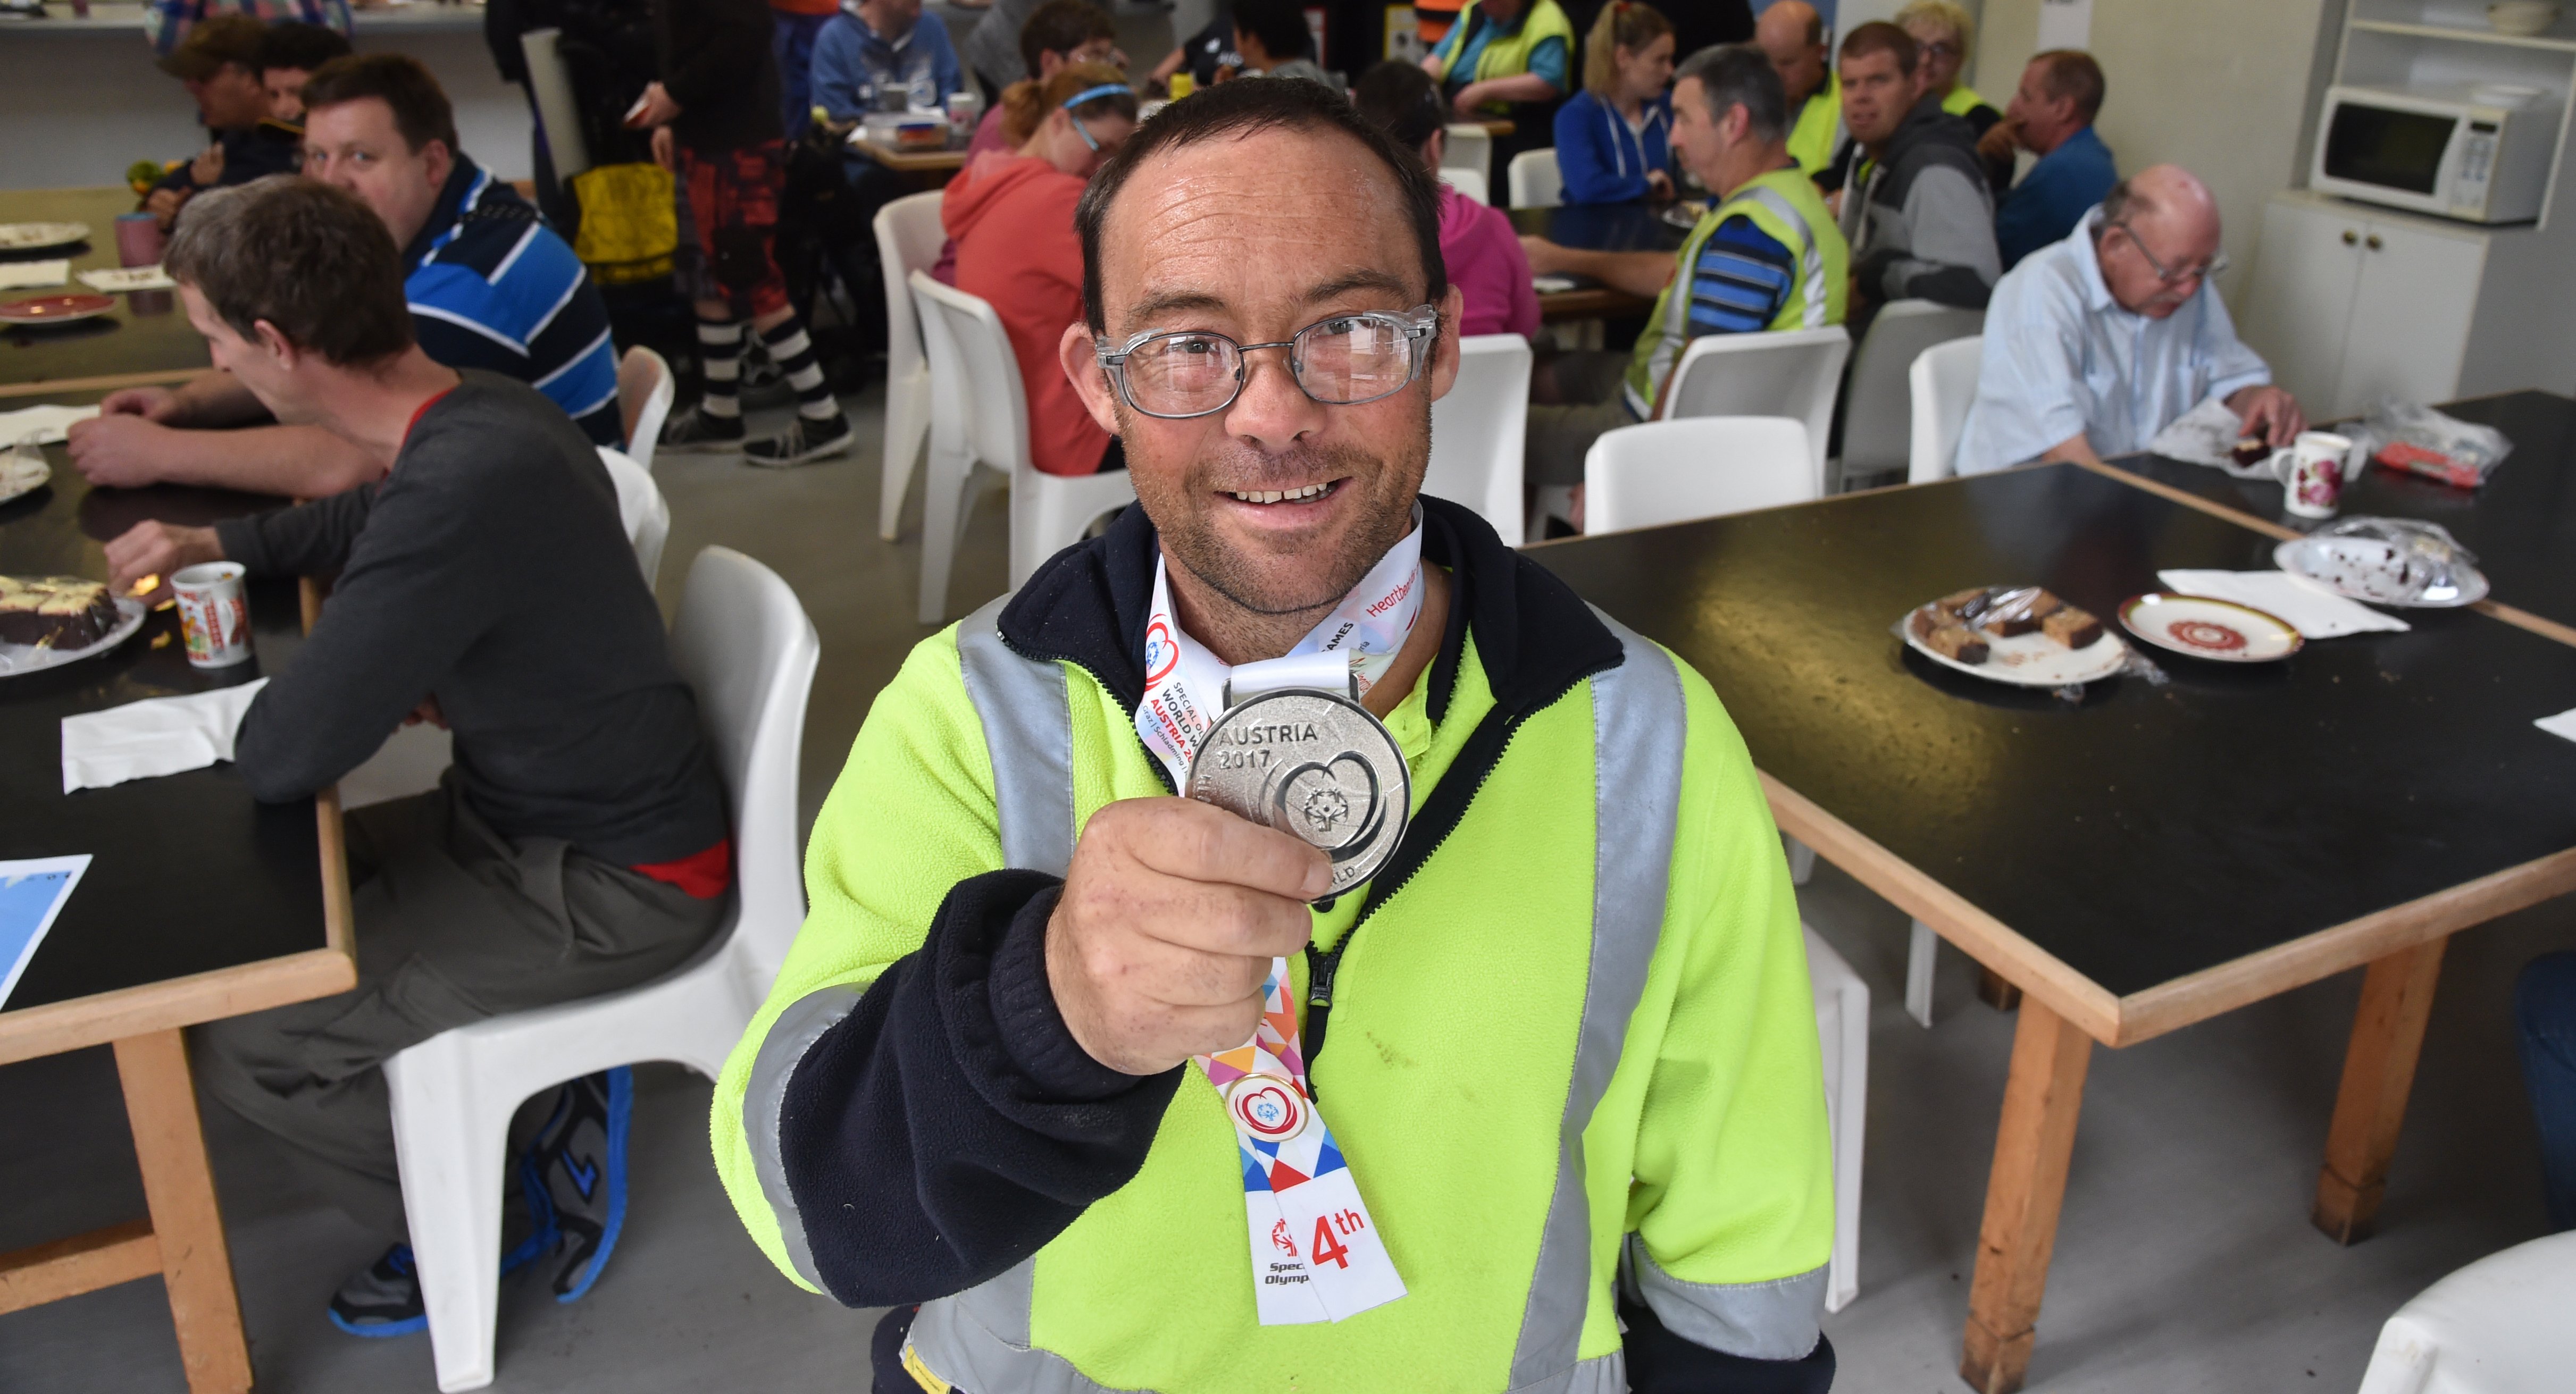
[3, 384, 2570, 1392]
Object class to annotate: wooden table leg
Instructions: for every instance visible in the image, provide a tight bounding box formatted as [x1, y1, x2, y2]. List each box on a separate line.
[1960, 996, 2093, 1394]
[113, 1030, 253, 1394]
[2314, 937, 2448, 1246]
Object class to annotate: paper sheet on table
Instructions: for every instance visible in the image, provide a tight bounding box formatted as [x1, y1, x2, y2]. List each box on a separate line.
[0, 259, 72, 292]
[2538, 708, 2576, 745]
[61, 679, 268, 794]
[1532, 274, 1578, 294]
[0, 854, 90, 1009]
[77, 265, 175, 292]
[2157, 570, 2411, 638]
[0, 402, 101, 446]
[2145, 397, 2259, 471]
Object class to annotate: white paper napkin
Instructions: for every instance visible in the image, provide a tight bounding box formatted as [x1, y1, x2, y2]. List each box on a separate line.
[61, 679, 268, 794]
[2156, 569, 2412, 639]
[0, 402, 101, 447]
[2145, 397, 2247, 468]
[76, 265, 175, 292]
[0, 259, 71, 292]
[2538, 708, 2576, 745]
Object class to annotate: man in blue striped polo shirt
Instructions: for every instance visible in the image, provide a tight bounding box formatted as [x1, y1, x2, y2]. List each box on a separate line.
[68, 54, 624, 499]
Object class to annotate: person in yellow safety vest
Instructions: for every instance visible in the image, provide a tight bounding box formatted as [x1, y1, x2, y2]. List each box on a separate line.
[1519, 44, 1849, 532]
[1755, 0, 1839, 176]
[708, 75, 1838, 1394]
[1896, 0, 2006, 190]
[1420, 0, 1575, 117]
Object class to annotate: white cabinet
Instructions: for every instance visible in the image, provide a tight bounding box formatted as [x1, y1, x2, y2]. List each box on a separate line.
[2240, 193, 2487, 421]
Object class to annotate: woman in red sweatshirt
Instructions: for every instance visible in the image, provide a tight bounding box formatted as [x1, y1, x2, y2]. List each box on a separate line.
[942, 65, 1140, 476]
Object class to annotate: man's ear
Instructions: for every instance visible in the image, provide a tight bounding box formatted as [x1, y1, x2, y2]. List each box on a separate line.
[422, 139, 454, 187]
[250, 318, 301, 371]
[1424, 283, 1467, 403]
[1059, 318, 1126, 434]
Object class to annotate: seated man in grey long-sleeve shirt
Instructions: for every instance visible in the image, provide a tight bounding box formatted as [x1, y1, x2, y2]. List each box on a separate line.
[1833, 22, 1999, 329]
[104, 178, 732, 1339]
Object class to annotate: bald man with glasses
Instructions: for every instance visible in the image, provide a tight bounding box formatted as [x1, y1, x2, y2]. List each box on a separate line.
[1953, 163, 2304, 474]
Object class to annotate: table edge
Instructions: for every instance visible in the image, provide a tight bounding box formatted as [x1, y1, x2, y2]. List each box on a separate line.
[0, 368, 202, 403]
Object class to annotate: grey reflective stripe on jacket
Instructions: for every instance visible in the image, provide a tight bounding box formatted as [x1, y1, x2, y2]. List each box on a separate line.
[908, 609, 1695, 1392]
[738, 599, 1068, 1295]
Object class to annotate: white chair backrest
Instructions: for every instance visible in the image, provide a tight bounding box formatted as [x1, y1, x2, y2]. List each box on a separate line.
[1440, 167, 1489, 207]
[1909, 335, 1984, 484]
[1441, 123, 1492, 198]
[1660, 325, 1851, 498]
[517, 29, 591, 179]
[1507, 148, 1562, 209]
[668, 547, 819, 985]
[910, 271, 1030, 473]
[617, 345, 675, 470]
[1838, 300, 1981, 480]
[596, 446, 670, 590]
[1424, 333, 1529, 543]
[876, 192, 948, 388]
[1583, 417, 1814, 534]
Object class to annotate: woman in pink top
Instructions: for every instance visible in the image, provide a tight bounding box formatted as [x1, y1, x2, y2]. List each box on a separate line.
[1353, 60, 1541, 341]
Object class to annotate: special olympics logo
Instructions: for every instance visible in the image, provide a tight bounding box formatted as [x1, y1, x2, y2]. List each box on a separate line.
[1270, 1219, 1298, 1255]
[2169, 620, 2246, 652]
[1144, 619, 1178, 684]
[1230, 1078, 1307, 1141]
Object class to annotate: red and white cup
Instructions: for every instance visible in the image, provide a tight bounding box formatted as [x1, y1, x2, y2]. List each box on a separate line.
[171, 562, 253, 668]
[2269, 430, 2352, 519]
[114, 212, 166, 268]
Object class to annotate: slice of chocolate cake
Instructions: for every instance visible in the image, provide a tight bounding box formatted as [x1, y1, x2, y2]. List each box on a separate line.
[0, 576, 121, 650]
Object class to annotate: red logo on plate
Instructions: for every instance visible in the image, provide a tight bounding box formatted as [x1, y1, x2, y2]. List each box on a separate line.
[2169, 619, 2246, 652]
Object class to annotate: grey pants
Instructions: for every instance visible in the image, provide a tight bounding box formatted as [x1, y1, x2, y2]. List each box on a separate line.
[194, 775, 729, 1240]
[1524, 350, 1644, 488]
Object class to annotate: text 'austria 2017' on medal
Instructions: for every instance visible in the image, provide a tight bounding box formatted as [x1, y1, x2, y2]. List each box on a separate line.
[1184, 688, 1409, 900]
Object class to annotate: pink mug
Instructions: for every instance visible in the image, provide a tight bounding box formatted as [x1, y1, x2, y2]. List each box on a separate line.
[114, 212, 166, 268]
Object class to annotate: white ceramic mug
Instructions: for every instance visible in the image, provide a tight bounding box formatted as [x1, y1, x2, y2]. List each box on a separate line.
[2268, 430, 2352, 518]
[171, 561, 253, 668]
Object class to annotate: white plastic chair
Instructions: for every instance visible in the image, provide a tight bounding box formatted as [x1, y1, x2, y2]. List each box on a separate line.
[1583, 417, 1815, 534]
[1440, 167, 1489, 206]
[1908, 334, 1984, 483]
[1441, 122, 1493, 200]
[1659, 325, 1851, 500]
[616, 346, 675, 471]
[1835, 301, 1981, 486]
[1507, 147, 1562, 209]
[596, 446, 670, 592]
[910, 271, 1136, 623]
[875, 191, 947, 541]
[1804, 924, 1868, 1314]
[2356, 1230, 2576, 1394]
[1424, 333, 1529, 543]
[384, 547, 819, 1392]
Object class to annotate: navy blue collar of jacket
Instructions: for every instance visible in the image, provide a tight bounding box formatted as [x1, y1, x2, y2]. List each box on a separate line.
[397, 155, 517, 273]
[997, 493, 1625, 733]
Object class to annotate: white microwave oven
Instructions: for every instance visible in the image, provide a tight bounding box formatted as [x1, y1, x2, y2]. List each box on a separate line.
[2311, 84, 2560, 223]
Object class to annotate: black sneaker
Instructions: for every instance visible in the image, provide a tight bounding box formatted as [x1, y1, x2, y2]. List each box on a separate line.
[660, 404, 747, 453]
[743, 415, 855, 468]
[328, 1244, 427, 1337]
[529, 1068, 633, 1303]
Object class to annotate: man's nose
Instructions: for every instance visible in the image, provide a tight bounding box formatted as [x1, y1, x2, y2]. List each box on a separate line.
[1220, 346, 1326, 453]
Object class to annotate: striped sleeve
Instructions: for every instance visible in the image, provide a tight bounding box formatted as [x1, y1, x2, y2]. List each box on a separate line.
[1682, 214, 1796, 338]
[407, 217, 625, 446]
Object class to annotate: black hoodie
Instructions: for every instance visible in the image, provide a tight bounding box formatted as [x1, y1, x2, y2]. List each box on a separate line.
[1842, 91, 2002, 310]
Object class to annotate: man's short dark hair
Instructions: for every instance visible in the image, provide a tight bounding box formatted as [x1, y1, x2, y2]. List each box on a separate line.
[1232, 0, 1316, 61]
[1019, 0, 1116, 81]
[260, 20, 352, 75]
[299, 53, 461, 154]
[1075, 77, 1448, 333]
[2034, 48, 2106, 125]
[166, 179, 415, 367]
[157, 13, 267, 80]
[1675, 44, 1787, 144]
[1839, 20, 1919, 77]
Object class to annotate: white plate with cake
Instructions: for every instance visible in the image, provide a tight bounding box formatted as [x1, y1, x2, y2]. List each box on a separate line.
[0, 449, 48, 504]
[0, 576, 146, 675]
[0, 222, 91, 253]
[1902, 585, 2128, 687]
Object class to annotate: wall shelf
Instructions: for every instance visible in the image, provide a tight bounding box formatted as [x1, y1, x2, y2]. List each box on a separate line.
[2348, 18, 2576, 52]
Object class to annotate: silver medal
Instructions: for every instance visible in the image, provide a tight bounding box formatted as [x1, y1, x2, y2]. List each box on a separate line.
[1185, 688, 1409, 900]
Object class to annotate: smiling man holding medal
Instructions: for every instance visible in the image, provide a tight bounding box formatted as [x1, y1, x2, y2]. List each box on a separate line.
[711, 77, 1837, 1394]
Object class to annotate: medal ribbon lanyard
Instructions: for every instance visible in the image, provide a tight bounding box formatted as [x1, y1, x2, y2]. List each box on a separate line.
[1132, 526, 1423, 1325]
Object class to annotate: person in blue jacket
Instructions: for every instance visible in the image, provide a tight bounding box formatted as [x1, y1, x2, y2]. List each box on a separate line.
[1553, 0, 1676, 204]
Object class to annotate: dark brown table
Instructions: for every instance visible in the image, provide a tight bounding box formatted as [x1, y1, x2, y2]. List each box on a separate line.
[0, 188, 211, 399]
[0, 426, 351, 1393]
[1509, 201, 1680, 324]
[2102, 389, 2576, 641]
[1530, 460, 2576, 1393]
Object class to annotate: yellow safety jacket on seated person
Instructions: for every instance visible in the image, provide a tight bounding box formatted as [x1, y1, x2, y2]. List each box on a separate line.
[1787, 74, 1844, 175]
[1625, 165, 1851, 420]
[709, 497, 1834, 1393]
[1432, 0, 1577, 115]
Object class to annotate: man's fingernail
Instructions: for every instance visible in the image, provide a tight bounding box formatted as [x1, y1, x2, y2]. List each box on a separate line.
[1303, 860, 1332, 896]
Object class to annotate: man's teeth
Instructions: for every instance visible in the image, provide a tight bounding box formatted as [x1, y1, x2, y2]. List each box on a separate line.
[1230, 482, 1332, 503]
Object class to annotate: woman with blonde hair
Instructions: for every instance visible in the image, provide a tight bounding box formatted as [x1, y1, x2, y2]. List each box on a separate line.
[1551, 1, 1675, 204]
[1895, 0, 2000, 136]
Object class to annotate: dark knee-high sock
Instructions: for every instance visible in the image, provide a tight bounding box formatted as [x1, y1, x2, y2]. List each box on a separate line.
[759, 315, 845, 427]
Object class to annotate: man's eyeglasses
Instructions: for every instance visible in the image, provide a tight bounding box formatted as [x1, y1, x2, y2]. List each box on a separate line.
[2111, 221, 2227, 287]
[1093, 306, 1442, 419]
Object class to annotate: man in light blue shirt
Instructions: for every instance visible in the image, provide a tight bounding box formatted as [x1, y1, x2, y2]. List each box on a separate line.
[814, 0, 964, 126]
[1955, 164, 2305, 474]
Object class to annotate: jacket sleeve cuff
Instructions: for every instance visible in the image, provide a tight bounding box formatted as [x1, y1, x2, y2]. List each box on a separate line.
[984, 880, 1144, 1102]
[213, 516, 272, 575]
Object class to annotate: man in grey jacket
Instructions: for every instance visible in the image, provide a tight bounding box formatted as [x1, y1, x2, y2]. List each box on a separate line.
[1834, 20, 1998, 328]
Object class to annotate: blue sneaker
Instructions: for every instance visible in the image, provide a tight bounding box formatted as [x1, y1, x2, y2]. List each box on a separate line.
[328, 1245, 428, 1337]
[530, 1067, 633, 1303]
